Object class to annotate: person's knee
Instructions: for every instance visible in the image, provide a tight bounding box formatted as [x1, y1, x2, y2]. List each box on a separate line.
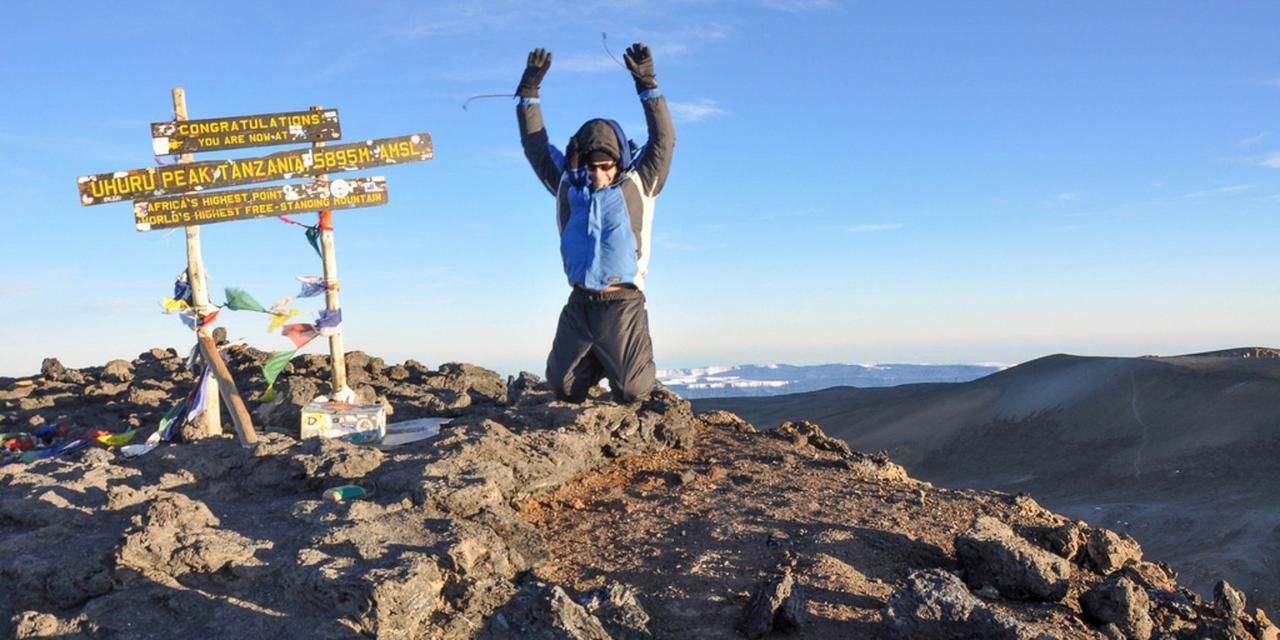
[612, 377, 654, 403]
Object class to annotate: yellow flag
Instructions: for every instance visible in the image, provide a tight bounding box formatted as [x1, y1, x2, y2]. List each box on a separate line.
[96, 430, 138, 447]
[266, 309, 302, 333]
[161, 298, 190, 313]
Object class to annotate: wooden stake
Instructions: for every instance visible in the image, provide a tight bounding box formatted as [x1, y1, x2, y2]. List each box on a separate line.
[312, 105, 348, 396]
[174, 87, 222, 438]
[197, 335, 259, 447]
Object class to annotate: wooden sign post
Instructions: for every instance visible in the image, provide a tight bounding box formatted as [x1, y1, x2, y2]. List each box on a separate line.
[173, 88, 224, 441]
[75, 93, 434, 446]
[312, 105, 348, 398]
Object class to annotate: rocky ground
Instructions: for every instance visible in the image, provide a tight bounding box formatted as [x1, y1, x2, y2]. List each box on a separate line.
[1, 346, 1276, 638]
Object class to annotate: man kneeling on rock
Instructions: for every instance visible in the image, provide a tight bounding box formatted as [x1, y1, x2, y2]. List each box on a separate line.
[515, 43, 676, 403]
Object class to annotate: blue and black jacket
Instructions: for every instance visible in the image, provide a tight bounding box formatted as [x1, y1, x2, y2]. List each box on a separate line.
[517, 90, 675, 291]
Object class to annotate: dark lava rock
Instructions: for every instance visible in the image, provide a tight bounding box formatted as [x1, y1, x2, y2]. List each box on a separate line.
[881, 568, 1047, 640]
[507, 371, 544, 405]
[1086, 527, 1143, 575]
[1119, 561, 1176, 593]
[773, 419, 853, 457]
[739, 570, 807, 639]
[1081, 574, 1153, 640]
[482, 581, 611, 640]
[0, 364, 701, 640]
[582, 583, 652, 640]
[1215, 580, 1247, 620]
[40, 358, 67, 381]
[697, 409, 757, 433]
[955, 516, 1071, 602]
[1043, 520, 1087, 562]
[101, 359, 134, 383]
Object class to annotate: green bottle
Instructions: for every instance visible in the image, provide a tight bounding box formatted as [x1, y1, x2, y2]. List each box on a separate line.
[324, 485, 367, 502]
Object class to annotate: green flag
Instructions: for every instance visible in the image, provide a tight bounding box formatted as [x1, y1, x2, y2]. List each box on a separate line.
[262, 349, 297, 386]
[224, 287, 267, 313]
[306, 227, 323, 258]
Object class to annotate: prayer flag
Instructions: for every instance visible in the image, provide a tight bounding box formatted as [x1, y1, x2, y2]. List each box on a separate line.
[316, 309, 342, 336]
[161, 298, 189, 313]
[281, 323, 319, 349]
[297, 276, 328, 298]
[306, 227, 323, 258]
[224, 288, 268, 313]
[262, 349, 297, 386]
[267, 309, 303, 333]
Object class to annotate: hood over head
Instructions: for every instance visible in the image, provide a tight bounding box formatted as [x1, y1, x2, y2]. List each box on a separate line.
[572, 119, 633, 172]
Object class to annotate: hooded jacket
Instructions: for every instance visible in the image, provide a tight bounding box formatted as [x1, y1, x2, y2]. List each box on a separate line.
[517, 90, 675, 291]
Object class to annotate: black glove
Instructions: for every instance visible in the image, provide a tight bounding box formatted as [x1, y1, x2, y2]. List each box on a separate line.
[517, 48, 552, 98]
[624, 43, 658, 93]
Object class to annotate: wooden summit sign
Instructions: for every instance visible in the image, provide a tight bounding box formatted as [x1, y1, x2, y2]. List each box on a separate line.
[134, 177, 388, 231]
[75, 92, 436, 446]
[151, 109, 342, 155]
[77, 133, 432, 206]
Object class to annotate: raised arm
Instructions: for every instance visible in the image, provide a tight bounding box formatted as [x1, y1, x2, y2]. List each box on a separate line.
[625, 43, 676, 197]
[515, 48, 563, 195]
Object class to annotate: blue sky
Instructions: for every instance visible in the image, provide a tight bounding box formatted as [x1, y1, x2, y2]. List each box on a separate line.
[1, 1, 1278, 377]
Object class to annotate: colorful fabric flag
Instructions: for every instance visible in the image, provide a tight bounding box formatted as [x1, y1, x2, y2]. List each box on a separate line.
[161, 298, 189, 313]
[316, 309, 342, 336]
[267, 309, 303, 333]
[259, 349, 297, 403]
[174, 273, 192, 304]
[306, 227, 323, 258]
[262, 350, 296, 386]
[93, 428, 137, 447]
[281, 323, 320, 349]
[186, 367, 212, 423]
[224, 288, 268, 313]
[157, 395, 188, 441]
[180, 307, 220, 330]
[268, 297, 295, 315]
[296, 276, 329, 298]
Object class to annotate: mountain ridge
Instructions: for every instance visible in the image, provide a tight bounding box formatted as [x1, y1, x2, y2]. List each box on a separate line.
[694, 347, 1280, 616]
[1, 347, 1275, 637]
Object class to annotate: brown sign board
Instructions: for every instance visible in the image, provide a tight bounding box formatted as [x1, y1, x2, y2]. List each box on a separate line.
[78, 133, 432, 206]
[151, 109, 341, 155]
[133, 177, 388, 231]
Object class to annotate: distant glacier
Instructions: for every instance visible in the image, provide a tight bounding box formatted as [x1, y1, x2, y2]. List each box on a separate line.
[657, 363, 1007, 398]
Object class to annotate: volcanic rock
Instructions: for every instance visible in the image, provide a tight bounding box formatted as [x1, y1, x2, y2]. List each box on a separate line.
[739, 570, 808, 639]
[582, 583, 652, 640]
[482, 581, 611, 639]
[1081, 574, 1153, 640]
[2, 351, 1277, 639]
[1217, 580, 1248, 620]
[1086, 528, 1143, 575]
[101, 359, 134, 383]
[880, 569, 1044, 640]
[955, 516, 1072, 601]
[773, 419, 852, 457]
[39, 358, 67, 382]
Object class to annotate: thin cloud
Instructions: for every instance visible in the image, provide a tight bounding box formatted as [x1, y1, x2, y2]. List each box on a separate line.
[847, 223, 904, 234]
[1239, 131, 1270, 147]
[760, 0, 840, 12]
[1180, 184, 1255, 198]
[1053, 192, 1078, 201]
[1262, 79, 1280, 89]
[1261, 153, 1280, 169]
[668, 99, 729, 123]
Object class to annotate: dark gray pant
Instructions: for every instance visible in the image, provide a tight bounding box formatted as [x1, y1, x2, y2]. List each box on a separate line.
[546, 287, 656, 403]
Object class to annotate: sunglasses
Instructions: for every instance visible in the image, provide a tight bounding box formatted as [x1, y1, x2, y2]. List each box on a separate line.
[587, 162, 617, 173]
